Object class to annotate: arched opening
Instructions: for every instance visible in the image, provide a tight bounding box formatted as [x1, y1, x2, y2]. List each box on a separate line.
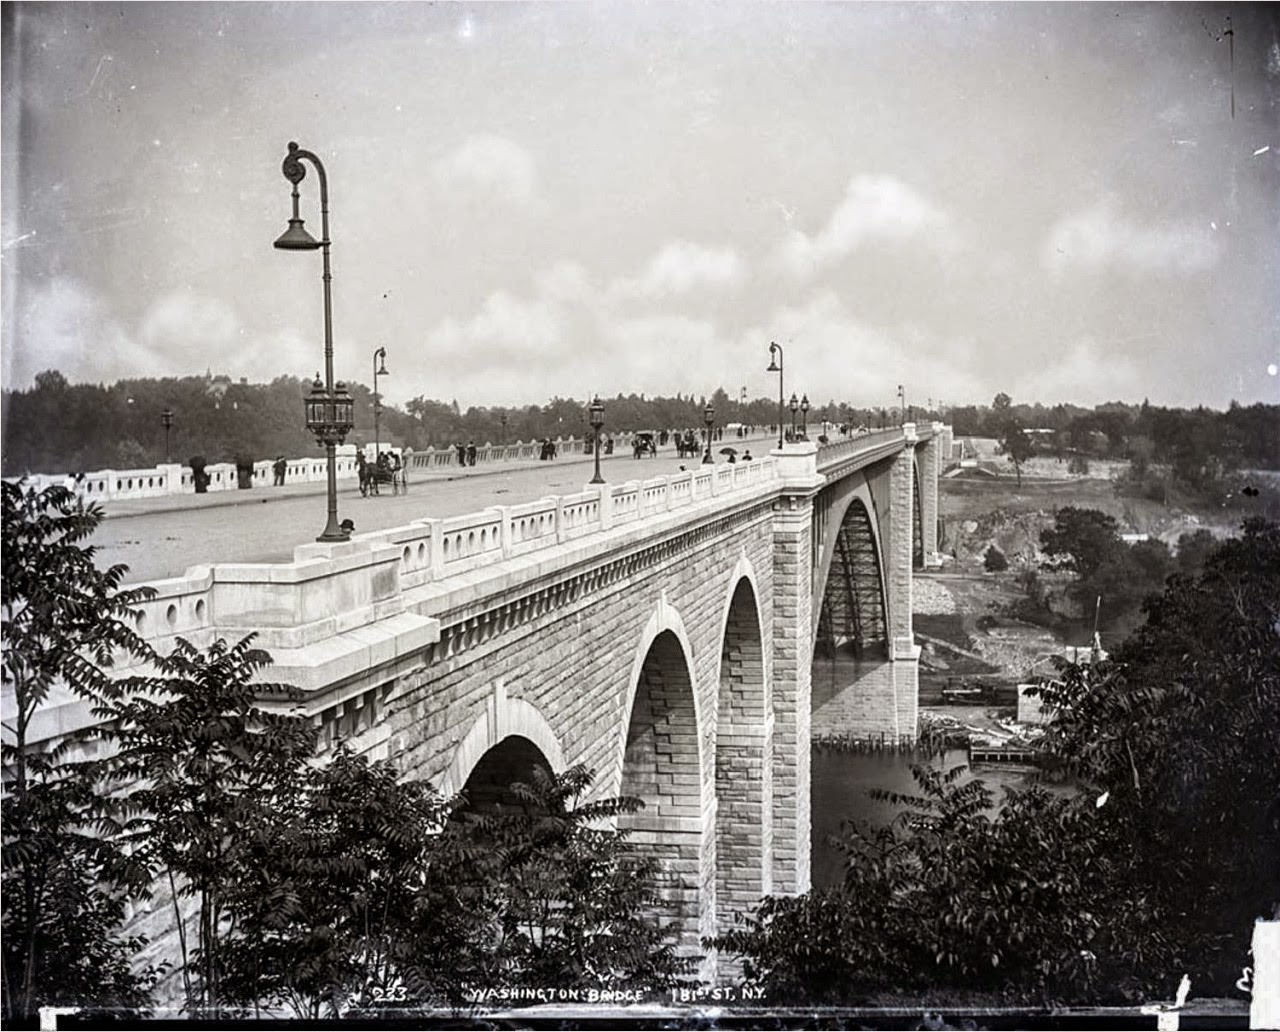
[456, 735, 553, 815]
[812, 497, 892, 734]
[619, 629, 705, 951]
[816, 498, 889, 664]
[913, 460, 924, 569]
[714, 578, 770, 933]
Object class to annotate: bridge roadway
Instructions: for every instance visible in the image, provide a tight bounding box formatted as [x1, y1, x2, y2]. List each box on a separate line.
[95, 433, 777, 585]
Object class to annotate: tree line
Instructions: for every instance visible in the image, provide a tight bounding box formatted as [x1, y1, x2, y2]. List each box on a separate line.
[2, 369, 942, 477]
[957, 393, 1279, 473]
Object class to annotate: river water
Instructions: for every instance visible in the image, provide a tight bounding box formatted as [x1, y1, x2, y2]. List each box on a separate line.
[810, 747, 1062, 888]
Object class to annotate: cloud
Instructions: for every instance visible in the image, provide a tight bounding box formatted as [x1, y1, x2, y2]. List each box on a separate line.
[613, 240, 745, 299]
[778, 175, 951, 280]
[424, 289, 569, 373]
[1012, 336, 1145, 405]
[1043, 204, 1221, 276]
[139, 291, 240, 354]
[6, 278, 157, 387]
[748, 290, 985, 407]
[433, 134, 537, 205]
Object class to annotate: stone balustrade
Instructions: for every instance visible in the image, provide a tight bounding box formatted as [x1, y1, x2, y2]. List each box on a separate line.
[4, 436, 625, 502]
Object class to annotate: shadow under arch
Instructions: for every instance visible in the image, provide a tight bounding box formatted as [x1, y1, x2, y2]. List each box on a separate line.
[713, 570, 771, 934]
[438, 688, 566, 800]
[616, 601, 709, 954]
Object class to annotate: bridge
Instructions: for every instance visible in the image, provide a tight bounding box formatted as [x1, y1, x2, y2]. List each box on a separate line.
[27, 422, 952, 976]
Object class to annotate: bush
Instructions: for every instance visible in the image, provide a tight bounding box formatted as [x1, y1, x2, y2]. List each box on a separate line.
[983, 545, 1008, 572]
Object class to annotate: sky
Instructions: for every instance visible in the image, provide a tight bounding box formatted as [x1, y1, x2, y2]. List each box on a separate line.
[2, 2, 1278, 413]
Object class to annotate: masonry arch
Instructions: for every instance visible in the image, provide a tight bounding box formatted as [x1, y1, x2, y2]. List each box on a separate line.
[814, 487, 890, 663]
[457, 735, 553, 813]
[616, 602, 709, 952]
[912, 457, 925, 569]
[438, 687, 566, 799]
[714, 569, 771, 932]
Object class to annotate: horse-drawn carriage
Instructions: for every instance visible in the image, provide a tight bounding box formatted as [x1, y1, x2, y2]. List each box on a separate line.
[358, 454, 406, 496]
[675, 430, 701, 460]
[632, 431, 658, 458]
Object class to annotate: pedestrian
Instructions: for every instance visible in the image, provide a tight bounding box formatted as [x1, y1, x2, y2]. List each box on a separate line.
[456, 442, 466, 466]
[390, 451, 402, 495]
[466, 441, 477, 467]
[743, 449, 752, 461]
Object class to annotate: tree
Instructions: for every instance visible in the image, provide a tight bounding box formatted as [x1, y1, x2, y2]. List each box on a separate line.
[1034, 518, 1280, 991]
[406, 766, 693, 1004]
[217, 747, 453, 1019]
[1, 481, 158, 1021]
[99, 635, 317, 1017]
[1000, 423, 1034, 487]
[1039, 507, 1123, 580]
[719, 520, 1280, 1005]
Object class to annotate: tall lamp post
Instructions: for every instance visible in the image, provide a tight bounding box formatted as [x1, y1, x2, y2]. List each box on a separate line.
[500, 412, 508, 445]
[161, 407, 174, 463]
[702, 402, 715, 464]
[800, 394, 810, 439]
[589, 396, 605, 484]
[788, 393, 799, 439]
[897, 384, 906, 425]
[274, 141, 354, 543]
[766, 340, 784, 448]
[372, 346, 389, 463]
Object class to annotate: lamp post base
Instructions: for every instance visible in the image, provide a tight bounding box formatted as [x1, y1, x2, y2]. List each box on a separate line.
[316, 441, 350, 543]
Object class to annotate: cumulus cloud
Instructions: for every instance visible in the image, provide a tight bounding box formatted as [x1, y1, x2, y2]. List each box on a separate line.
[7, 277, 158, 387]
[1013, 336, 1145, 404]
[425, 288, 569, 372]
[778, 175, 951, 280]
[433, 134, 537, 205]
[748, 290, 985, 407]
[613, 240, 745, 299]
[140, 291, 240, 354]
[1043, 204, 1221, 276]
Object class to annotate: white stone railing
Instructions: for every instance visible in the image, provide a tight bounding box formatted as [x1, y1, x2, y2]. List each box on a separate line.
[117, 455, 786, 655]
[5, 436, 616, 502]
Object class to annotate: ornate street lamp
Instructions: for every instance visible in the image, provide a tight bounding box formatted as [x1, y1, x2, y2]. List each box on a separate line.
[788, 392, 799, 439]
[500, 412, 508, 445]
[767, 341, 784, 449]
[702, 402, 715, 464]
[274, 141, 353, 542]
[161, 407, 174, 463]
[372, 346, 389, 465]
[897, 384, 906, 425]
[800, 394, 810, 439]
[588, 396, 605, 484]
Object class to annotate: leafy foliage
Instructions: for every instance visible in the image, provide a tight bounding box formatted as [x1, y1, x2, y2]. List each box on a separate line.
[1, 480, 158, 1021]
[720, 520, 1280, 1005]
[422, 765, 693, 1001]
[998, 423, 1034, 487]
[983, 545, 1008, 572]
[97, 636, 318, 1017]
[1034, 517, 1280, 990]
[217, 747, 453, 1018]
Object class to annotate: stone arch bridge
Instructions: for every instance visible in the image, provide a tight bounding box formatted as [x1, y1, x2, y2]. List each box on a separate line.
[50, 422, 951, 972]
